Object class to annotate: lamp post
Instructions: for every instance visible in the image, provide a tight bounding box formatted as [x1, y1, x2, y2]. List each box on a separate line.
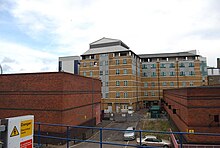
[0, 64, 3, 74]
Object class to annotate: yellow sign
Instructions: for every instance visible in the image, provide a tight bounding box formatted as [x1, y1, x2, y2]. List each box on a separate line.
[20, 119, 33, 138]
[10, 126, 19, 137]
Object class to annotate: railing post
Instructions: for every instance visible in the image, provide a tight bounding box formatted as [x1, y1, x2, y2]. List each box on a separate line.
[180, 133, 183, 148]
[67, 126, 70, 148]
[139, 130, 142, 146]
[37, 123, 41, 147]
[100, 128, 102, 148]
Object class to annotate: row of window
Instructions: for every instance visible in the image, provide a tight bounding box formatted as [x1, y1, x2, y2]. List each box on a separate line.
[144, 81, 194, 87]
[83, 69, 129, 76]
[82, 59, 128, 67]
[142, 62, 194, 69]
[142, 71, 195, 77]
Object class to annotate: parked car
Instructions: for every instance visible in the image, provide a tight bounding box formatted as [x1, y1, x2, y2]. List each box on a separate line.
[123, 127, 136, 141]
[136, 135, 171, 148]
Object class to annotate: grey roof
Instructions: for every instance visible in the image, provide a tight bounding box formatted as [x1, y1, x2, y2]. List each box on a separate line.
[138, 50, 199, 58]
[82, 37, 130, 55]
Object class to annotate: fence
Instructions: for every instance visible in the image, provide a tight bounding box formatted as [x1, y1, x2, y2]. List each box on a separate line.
[34, 122, 220, 148]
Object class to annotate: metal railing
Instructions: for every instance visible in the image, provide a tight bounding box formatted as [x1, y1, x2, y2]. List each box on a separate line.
[34, 122, 220, 148]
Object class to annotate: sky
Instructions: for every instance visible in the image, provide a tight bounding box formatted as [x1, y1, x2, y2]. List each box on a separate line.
[0, 0, 220, 74]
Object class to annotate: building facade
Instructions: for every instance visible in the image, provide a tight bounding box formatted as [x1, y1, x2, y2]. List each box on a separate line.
[59, 56, 80, 74]
[140, 50, 208, 108]
[163, 87, 220, 144]
[62, 38, 208, 113]
[80, 38, 141, 113]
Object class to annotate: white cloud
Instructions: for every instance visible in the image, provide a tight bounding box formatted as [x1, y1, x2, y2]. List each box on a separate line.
[1, 0, 220, 73]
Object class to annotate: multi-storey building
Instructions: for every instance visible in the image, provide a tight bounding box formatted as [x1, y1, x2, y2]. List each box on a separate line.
[139, 50, 208, 108]
[80, 38, 141, 113]
[207, 58, 220, 85]
[59, 56, 80, 74]
[61, 37, 208, 113]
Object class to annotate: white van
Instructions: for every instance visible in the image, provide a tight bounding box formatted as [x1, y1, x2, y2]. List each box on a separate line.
[123, 127, 136, 141]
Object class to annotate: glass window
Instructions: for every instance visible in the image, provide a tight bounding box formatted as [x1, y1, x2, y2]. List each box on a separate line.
[143, 72, 147, 77]
[83, 62, 86, 67]
[142, 64, 147, 69]
[100, 71, 103, 75]
[144, 82, 148, 87]
[116, 81, 120, 86]
[170, 71, 175, 76]
[144, 91, 148, 96]
[116, 59, 120, 65]
[160, 63, 166, 68]
[116, 69, 120, 75]
[189, 71, 195, 75]
[106, 93, 109, 98]
[151, 72, 156, 77]
[90, 62, 93, 67]
[162, 82, 166, 86]
[151, 82, 155, 87]
[106, 82, 109, 86]
[124, 69, 128, 74]
[105, 61, 108, 65]
[83, 72, 86, 76]
[170, 63, 175, 68]
[151, 91, 155, 96]
[161, 72, 166, 76]
[123, 59, 127, 64]
[100, 61, 103, 66]
[151, 64, 156, 69]
[170, 82, 174, 86]
[124, 81, 128, 86]
[182, 82, 186, 87]
[124, 92, 128, 98]
[190, 81, 194, 86]
[105, 70, 109, 75]
[180, 71, 185, 76]
[116, 92, 120, 98]
[189, 62, 194, 67]
[179, 63, 185, 67]
[90, 71, 93, 77]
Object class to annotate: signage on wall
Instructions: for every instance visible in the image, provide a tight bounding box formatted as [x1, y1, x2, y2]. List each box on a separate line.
[6, 115, 34, 148]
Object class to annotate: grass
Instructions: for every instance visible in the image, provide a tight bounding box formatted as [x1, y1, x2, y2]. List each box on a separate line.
[140, 119, 171, 140]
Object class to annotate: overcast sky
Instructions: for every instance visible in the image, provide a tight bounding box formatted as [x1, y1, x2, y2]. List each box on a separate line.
[0, 0, 219, 73]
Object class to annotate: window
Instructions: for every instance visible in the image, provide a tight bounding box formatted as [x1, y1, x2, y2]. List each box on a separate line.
[105, 61, 108, 65]
[143, 72, 147, 77]
[105, 93, 109, 98]
[90, 62, 93, 67]
[170, 71, 175, 76]
[170, 82, 174, 86]
[100, 61, 103, 66]
[180, 71, 185, 76]
[160, 63, 166, 68]
[161, 72, 166, 76]
[189, 71, 195, 75]
[182, 82, 186, 87]
[90, 71, 93, 77]
[151, 72, 156, 77]
[83, 72, 86, 76]
[190, 81, 194, 86]
[83, 62, 86, 67]
[116, 69, 120, 75]
[106, 82, 109, 86]
[116, 92, 120, 98]
[105, 70, 109, 75]
[123, 69, 128, 74]
[123, 59, 127, 64]
[144, 91, 148, 96]
[151, 82, 155, 87]
[179, 63, 185, 67]
[151, 91, 155, 96]
[151, 64, 156, 69]
[116, 81, 120, 86]
[142, 64, 147, 69]
[124, 81, 128, 86]
[100, 71, 103, 75]
[124, 92, 128, 98]
[169, 63, 175, 68]
[214, 115, 219, 122]
[162, 82, 167, 86]
[189, 62, 194, 67]
[116, 59, 120, 65]
[144, 82, 148, 87]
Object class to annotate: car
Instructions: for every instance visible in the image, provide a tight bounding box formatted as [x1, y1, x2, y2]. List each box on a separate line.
[136, 135, 171, 148]
[123, 127, 136, 141]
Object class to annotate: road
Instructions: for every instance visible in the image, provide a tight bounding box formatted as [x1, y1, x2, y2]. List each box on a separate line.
[70, 121, 139, 148]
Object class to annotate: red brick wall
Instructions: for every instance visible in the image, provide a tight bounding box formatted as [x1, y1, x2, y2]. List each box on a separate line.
[0, 72, 101, 133]
[163, 87, 220, 144]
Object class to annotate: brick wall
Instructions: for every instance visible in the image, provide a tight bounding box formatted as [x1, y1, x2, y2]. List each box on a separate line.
[163, 87, 220, 144]
[0, 72, 101, 133]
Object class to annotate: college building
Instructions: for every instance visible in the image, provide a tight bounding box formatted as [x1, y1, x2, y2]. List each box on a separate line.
[59, 37, 208, 113]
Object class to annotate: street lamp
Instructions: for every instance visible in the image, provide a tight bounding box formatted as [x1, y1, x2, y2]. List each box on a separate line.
[0, 64, 3, 74]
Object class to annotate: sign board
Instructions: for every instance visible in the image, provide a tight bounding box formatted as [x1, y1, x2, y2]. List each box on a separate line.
[6, 115, 34, 148]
